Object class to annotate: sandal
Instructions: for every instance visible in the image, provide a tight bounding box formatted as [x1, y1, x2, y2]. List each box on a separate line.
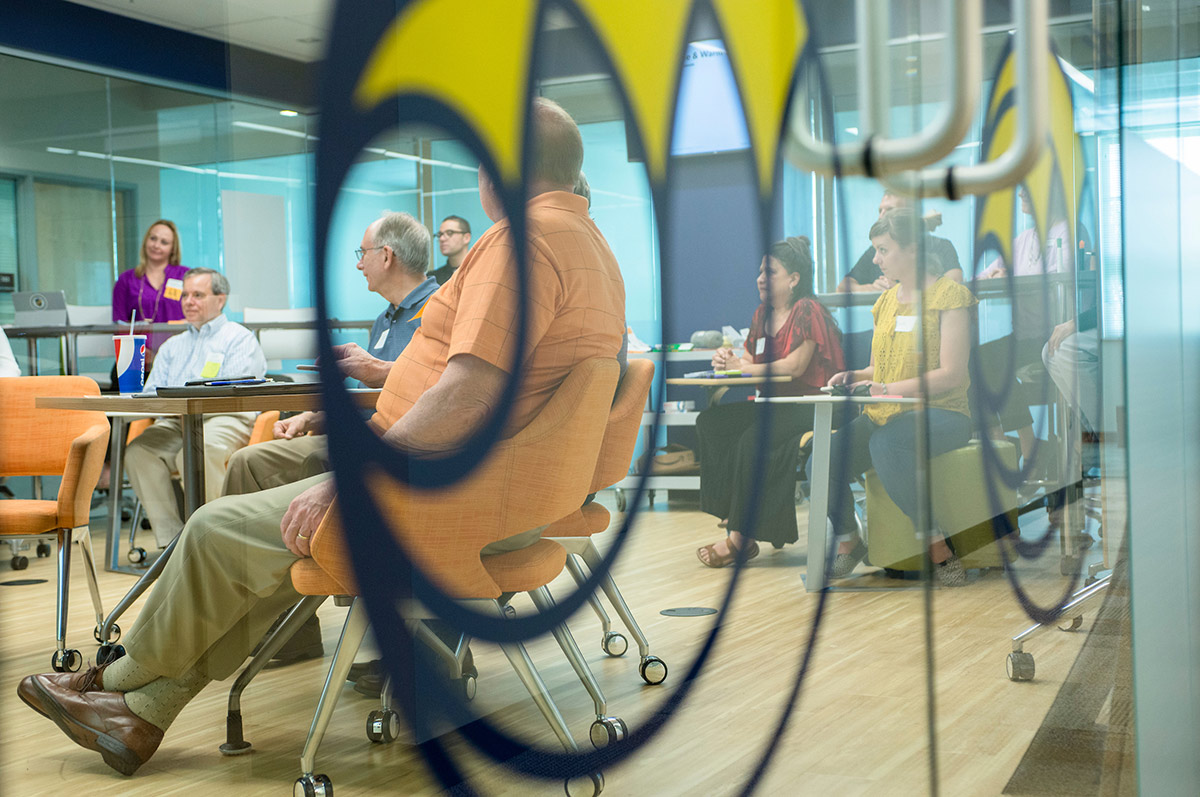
[696, 537, 760, 569]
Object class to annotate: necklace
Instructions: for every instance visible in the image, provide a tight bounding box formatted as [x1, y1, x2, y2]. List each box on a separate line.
[137, 268, 168, 321]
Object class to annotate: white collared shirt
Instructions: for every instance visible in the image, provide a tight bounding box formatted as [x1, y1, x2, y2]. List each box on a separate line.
[145, 314, 267, 390]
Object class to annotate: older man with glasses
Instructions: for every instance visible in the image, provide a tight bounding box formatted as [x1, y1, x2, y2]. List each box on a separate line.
[428, 214, 472, 285]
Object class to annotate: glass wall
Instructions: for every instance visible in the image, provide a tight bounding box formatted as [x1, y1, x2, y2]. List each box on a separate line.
[4, 2, 1200, 795]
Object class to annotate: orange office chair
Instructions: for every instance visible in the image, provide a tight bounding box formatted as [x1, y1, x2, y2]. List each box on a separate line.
[0, 376, 110, 672]
[220, 358, 619, 796]
[545, 359, 666, 685]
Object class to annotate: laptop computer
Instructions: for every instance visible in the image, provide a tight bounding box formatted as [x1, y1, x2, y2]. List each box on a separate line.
[12, 290, 68, 327]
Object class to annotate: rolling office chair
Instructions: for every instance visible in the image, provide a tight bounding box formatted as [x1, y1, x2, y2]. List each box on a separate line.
[220, 358, 619, 796]
[0, 376, 109, 672]
[545, 358, 668, 684]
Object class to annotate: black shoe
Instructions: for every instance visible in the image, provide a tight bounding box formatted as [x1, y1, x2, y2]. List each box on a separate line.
[263, 613, 324, 668]
[353, 668, 385, 699]
[347, 659, 380, 684]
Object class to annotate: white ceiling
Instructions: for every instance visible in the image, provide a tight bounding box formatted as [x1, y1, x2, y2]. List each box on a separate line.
[62, 0, 335, 62]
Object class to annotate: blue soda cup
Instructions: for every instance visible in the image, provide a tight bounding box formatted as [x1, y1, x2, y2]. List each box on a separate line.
[113, 334, 147, 393]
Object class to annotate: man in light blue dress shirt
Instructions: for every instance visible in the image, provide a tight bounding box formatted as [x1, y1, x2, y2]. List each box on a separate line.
[125, 267, 267, 548]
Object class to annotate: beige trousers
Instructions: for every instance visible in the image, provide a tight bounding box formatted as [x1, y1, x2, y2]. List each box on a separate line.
[121, 473, 327, 680]
[222, 434, 329, 496]
[125, 414, 254, 547]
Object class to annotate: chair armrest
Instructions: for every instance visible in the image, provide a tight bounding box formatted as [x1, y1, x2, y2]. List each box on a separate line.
[56, 421, 111, 528]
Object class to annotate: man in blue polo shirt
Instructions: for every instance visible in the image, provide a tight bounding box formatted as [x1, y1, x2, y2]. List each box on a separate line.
[221, 211, 435, 497]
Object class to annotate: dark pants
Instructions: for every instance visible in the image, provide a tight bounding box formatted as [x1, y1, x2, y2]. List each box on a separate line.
[810, 409, 972, 539]
[973, 336, 1047, 433]
[696, 401, 816, 548]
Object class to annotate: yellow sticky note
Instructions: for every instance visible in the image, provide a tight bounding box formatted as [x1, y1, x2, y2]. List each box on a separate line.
[200, 360, 221, 379]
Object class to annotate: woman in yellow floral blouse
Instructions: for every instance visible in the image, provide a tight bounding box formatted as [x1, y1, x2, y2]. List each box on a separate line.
[806, 207, 978, 586]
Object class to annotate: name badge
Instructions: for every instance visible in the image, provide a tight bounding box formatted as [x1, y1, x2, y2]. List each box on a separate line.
[164, 278, 183, 301]
[754, 338, 765, 355]
[372, 327, 390, 350]
[200, 351, 225, 379]
[894, 315, 917, 333]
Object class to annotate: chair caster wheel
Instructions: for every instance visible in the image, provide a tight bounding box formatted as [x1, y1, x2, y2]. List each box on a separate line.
[502, 605, 517, 619]
[36, 542, 51, 558]
[94, 623, 121, 643]
[11, 555, 28, 570]
[601, 631, 628, 657]
[295, 773, 333, 797]
[565, 771, 604, 796]
[1060, 555, 1079, 576]
[52, 649, 82, 673]
[615, 491, 627, 512]
[1007, 651, 1035, 681]
[589, 716, 627, 749]
[96, 643, 126, 665]
[127, 547, 147, 565]
[1059, 614, 1083, 632]
[366, 708, 400, 744]
[639, 655, 667, 685]
[140, 517, 152, 530]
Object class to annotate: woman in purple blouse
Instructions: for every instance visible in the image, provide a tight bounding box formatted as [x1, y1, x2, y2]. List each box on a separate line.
[112, 220, 188, 361]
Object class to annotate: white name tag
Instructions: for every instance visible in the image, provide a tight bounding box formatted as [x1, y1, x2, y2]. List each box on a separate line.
[754, 338, 766, 355]
[164, 278, 184, 301]
[372, 327, 390, 350]
[894, 315, 917, 333]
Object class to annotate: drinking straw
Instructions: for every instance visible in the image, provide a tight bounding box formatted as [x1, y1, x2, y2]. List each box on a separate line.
[129, 310, 137, 336]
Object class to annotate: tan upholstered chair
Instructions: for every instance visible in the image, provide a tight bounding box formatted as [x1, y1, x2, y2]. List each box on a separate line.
[221, 358, 619, 796]
[0, 376, 109, 672]
[545, 359, 667, 684]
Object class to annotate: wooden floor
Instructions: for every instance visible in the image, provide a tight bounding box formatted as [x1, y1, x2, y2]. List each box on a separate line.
[0, 489, 1120, 796]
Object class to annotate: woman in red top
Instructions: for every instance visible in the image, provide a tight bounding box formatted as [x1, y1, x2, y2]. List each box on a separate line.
[696, 236, 846, 566]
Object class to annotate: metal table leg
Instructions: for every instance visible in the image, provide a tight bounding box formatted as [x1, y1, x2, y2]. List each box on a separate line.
[180, 412, 206, 516]
[106, 416, 126, 573]
[805, 403, 834, 592]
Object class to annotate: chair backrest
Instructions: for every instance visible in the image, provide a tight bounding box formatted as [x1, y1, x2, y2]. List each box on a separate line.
[66, 304, 118, 385]
[242, 307, 317, 369]
[590, 358, 655, 492]
[249, 411, 280, 446]
[310, 357, 620, 598]
[842, 328, 874, 373]
[0, 376, 106, 477]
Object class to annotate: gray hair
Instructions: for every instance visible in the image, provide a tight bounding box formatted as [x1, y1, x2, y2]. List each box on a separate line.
[374, 211, 431, 277]
[184, 267, 230, 295]
[573, 170, 591, 208]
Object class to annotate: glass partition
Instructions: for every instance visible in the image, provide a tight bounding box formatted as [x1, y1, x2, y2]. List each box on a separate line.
[5, 2, 1200, 795]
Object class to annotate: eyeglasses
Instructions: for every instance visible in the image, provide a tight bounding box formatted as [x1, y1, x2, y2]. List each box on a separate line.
[435, 230, 467, 239]
[354, 246, 385, 260]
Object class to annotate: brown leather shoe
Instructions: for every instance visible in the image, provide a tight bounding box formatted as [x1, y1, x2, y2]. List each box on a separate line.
[17, 665, 108, 719]
[17, 676, 162, 775]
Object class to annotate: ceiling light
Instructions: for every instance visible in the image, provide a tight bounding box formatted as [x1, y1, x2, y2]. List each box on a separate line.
[279, 110, 299, 117]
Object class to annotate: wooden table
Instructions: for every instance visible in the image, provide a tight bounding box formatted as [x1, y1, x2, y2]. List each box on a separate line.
[756, 394, 919, 592]
[665, 375, 793, 408]
[36, 389, 379, 573]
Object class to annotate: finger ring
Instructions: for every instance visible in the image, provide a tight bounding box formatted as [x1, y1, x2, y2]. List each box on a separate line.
[297, 533, 309, 540]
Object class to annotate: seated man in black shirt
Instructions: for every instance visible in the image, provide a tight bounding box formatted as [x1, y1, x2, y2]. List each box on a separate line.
[837, 189, 963, 292]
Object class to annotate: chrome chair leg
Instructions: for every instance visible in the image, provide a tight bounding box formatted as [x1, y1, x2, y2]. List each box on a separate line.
[220, 595, 326, 755]
[529, 586, 607, 717]
[74, 526, 105, 626]
[565, 554, 613, 637]
[299, 598, 369, 777]
[491, 598, 580, 754]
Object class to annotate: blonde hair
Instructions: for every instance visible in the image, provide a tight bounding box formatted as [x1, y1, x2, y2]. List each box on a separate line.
[135, 220, 182, 278]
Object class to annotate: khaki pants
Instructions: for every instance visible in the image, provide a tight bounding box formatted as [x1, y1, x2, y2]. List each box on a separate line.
[222, 434, 329, 496]
[121, 473, 328, 681]
[125, 414, 254, 547]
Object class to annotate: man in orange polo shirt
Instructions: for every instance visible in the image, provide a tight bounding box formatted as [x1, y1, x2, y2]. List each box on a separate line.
[18, 97, 626, 776]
